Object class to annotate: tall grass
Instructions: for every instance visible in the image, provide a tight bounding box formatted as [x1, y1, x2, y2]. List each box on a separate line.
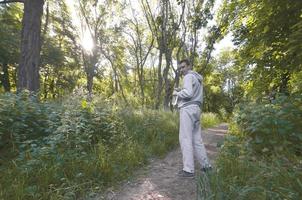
[0, 92, 222, 199]
[198, 138, 302, 200]
[0, 93, 178, 199]
[202, 112, 221, 129]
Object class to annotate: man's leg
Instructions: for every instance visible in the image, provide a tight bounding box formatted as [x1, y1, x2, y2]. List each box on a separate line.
[192, 107, 211, 168]
[179, 107, 194, 173]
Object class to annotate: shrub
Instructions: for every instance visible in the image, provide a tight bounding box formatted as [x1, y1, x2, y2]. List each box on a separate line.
[0, 93, 179, 199]
[202, 112, 221, 129]
[197, 94, 302, 199]
[233, 94, 302, 155]
[198, 136, 302, 200]
[0, 92, 57, 160]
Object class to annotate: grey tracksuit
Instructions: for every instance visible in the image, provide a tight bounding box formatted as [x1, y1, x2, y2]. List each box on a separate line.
[176, 70, 211, 173]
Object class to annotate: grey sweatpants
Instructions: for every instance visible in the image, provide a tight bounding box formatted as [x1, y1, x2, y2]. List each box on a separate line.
[179, 105, 210, 173]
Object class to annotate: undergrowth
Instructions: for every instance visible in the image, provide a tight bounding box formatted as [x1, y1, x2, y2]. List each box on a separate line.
[198, 94, 302, 200]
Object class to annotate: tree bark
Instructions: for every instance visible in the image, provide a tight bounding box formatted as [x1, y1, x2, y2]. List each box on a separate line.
[1, 62, 11, 92]
[163, 51, 171, 110]
[17, 0, 44, 92]
[155, 50, 163, 109]
[86, 70, 93, 97]
[86, 54, 96, 99]
[279, 72, 290, 95]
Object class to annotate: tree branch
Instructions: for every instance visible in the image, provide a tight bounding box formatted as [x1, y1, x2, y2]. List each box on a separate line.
[0, 0, 24, 4]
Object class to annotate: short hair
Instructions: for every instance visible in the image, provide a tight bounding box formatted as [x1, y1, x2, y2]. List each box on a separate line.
[179, 59, 191, 66]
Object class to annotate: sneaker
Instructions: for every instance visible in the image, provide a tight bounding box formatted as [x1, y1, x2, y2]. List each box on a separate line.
[201, 166, 212, 173]
[177, 170, 194, 178]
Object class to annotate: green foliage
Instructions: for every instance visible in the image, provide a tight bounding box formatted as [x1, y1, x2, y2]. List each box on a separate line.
[233, 94, 302, 155]
[202, 113, 221, 129]
[0, 93, 179, 199]
[198, 94, 302, 199]
[0, 91, 55, 159]
[0, 4, 22, 92]
[198, 136, 302, 200]
[0, 4, 22, 63]
[118, 108, 179, 157]
[218, 0, 302, 97]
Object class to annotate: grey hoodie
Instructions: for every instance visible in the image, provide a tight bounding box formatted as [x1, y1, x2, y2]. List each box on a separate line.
[176, 70, 203, 108]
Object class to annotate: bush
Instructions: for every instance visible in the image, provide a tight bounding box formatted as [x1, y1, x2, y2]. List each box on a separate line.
[202, 112, 221, 129]
[0, 93, 222, 199]
[197, 94, 302, 199]
[198, 136, 302, 200]
[0, 92, 57, 160]
[0, 93, 179, 199]
[233, 94, 302, 155]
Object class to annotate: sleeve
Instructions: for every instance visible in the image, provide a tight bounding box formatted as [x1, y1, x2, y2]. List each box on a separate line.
[177, 74, 194, 99]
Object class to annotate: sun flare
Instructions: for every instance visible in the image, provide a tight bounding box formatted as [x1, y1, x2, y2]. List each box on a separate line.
[81, 31, 94, 52]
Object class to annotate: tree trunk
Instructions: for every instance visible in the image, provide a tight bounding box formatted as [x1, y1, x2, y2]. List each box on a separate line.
[82, 49, 97, 99]
[50, 79, 55, 98]
[43, 70, 49, 99]
[163, 52, 172, 110]
[116, 72, 129, 106]
[190, 27, 198, 67]
[163, 78, 172, 110]
[17, 0, 44, 92]
[137, 63, 145, 107]
[86, 70, 93, 98]
[1, 62, 11, 92]
[155, 51, 163, 109]
[279, 72, 290, 95]
[154, 0, 167, 109]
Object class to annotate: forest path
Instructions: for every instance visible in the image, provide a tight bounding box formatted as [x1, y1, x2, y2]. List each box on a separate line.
[97, 123, 228, 200]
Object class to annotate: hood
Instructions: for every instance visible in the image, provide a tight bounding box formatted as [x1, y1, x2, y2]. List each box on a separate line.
[188, 70, 202, 83]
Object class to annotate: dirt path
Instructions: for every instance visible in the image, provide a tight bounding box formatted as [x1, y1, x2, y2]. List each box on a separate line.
[97, 123, 228, 200]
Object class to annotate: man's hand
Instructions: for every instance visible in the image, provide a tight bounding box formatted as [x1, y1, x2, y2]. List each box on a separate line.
[173, 88, 180, 96]
[174, 87, 181, 92]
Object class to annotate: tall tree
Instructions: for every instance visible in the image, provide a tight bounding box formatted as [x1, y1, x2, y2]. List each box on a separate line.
[142, 0, 185, 109]
[125, 6, 154, 107]
[0, 4, 22, 92]
[0, 0, 45, 93]
[77, 0, 115, 97]
[219, 0, 302, 99]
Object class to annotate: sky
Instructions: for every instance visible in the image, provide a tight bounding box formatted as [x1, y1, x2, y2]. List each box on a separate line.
[212, 32, 234, 57]
[209, 0, 234, 57]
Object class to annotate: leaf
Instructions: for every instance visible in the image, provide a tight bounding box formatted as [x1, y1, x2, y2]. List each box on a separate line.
[81, 99, 87, 109]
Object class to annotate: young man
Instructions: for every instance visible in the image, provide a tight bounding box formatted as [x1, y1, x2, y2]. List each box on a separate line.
[173, 59, 211, 178]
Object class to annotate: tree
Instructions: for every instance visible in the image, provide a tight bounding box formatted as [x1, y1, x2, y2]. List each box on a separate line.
[77, 0, 126, 98]
[219, 0, 302, 99]
[0, 4, 22, 92]
[142, 0, 186, 109]
[40, 1, 82, 98]
[0, 0, 45, 93]
[125, 4, 154, 106]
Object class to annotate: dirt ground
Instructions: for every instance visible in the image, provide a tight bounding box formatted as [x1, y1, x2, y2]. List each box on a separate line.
[95, 123, 228, 200]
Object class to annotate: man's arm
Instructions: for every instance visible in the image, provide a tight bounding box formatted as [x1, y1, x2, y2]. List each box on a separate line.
[177, 74, 194, 99]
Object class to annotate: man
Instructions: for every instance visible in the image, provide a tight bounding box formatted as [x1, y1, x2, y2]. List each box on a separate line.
[173, 59, 211, 178]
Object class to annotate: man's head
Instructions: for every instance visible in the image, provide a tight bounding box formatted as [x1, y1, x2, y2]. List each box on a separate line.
[178, 59, 192, 76]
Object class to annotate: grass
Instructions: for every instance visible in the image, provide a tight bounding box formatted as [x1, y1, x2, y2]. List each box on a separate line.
[0, 93, 223, 199]
[202, 112, 221, 129]
[198, 95, 302, 199]
[197, 136, 302, 200]
[0, 108, 179, 199]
